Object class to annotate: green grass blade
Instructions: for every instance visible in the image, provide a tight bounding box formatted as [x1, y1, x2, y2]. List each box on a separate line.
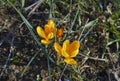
[107, 39, 120, 46]
[68, 10, 79, 34]
[80, 19, 98, 42]
[21, 0, 25, 8]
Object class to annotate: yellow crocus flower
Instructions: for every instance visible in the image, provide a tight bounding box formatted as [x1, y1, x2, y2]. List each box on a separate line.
[54, 40, 80, 65]
[36, 20, 63, 45]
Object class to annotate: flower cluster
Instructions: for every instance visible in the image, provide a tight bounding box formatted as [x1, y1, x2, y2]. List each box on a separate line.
[36, 20, 80, 65]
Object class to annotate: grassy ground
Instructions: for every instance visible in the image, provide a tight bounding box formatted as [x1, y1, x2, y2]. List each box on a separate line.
[0, 0, 120, 81]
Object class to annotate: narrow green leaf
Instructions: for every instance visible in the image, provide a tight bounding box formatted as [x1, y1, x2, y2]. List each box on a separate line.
[107, 39, 120, 46]
[85, 19, 98, 28]
[80, 19, 98, 42]
[68, 10, 79, 34]
[21, 0, 25, 8]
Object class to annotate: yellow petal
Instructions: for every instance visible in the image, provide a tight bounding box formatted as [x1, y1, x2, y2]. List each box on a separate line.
[62, 40, 70, 57]
[63, 40, 70, 50]
[44, 24, 54, 36]
[44, 25, 50, 35]
[70, 49, 79, 57]
[64, 58, 77, 65]
[69, 40, 80, 50]
[47, 33, 54, 39]
[47, 20, 54, 28]
[67, 41, 80, 57]
[41, 39, 50, 45]
[36, 26, 46, 38]
[54, 42, 62, 56]
[62, 49, 69, 58]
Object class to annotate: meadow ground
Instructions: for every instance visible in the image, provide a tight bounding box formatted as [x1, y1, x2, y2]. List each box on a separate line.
[0, 0, 120, 81]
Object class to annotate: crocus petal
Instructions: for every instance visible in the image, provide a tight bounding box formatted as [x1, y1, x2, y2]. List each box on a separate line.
[62, 49, 69, 58]
[67, 41, 80, 57]
[44, 25, 50, 35]
[64, 58, 77, 65]
[62, 40, 70, 57]
[47, 20, 54, 28]
[41, 39, 50, 45]
[63, 40, 70, 50]
[36, 26, 46, 38]
[47, 33, 54, 39]
[70, 49, 79, 57]
[54, 42, 62, 56]
[56, 28, 63, 38]
[44, 24, 54, 36]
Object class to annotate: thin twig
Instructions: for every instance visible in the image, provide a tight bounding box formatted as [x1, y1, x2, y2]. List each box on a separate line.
[79, 53, 108, 62]
[78, 18, 89, 40]
[59, 64, 68, 80]
[24, 0, 40, 11]
[27, 0, 44, 17]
